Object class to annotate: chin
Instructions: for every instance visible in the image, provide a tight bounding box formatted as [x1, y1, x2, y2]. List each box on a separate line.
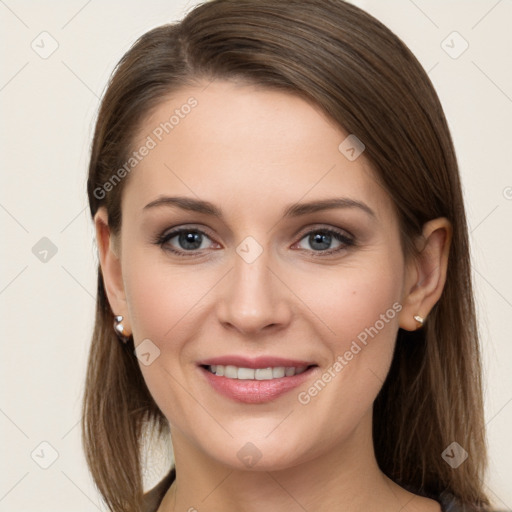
[198, 433, 315, 473]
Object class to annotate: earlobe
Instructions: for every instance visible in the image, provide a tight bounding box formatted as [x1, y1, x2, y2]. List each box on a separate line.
[94, 208, 131, 333]
[398, 217, 452, 332]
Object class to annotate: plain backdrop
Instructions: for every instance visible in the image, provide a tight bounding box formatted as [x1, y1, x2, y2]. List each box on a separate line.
[1, 1, 511, 510]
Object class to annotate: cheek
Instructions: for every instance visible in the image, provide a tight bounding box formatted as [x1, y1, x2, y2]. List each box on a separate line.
[123, 252, 204, 341]
[336, 273, 401, 346]
[297, 255, 403, 348]
[294, 255, 403, 408]
[122, 256, 206, 420]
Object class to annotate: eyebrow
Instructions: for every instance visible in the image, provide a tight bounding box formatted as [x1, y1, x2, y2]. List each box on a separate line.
[143, 196, 376, 219]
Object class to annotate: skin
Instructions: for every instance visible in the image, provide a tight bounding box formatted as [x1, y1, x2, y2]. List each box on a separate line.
[95, 80, 451, 512]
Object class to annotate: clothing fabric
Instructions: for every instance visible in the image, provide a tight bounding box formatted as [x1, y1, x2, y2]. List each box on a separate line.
[143, 467, 175, 512]
[142, 467, 473, 512]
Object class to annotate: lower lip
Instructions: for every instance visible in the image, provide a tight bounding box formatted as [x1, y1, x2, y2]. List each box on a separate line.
[199, 366, 317, 404]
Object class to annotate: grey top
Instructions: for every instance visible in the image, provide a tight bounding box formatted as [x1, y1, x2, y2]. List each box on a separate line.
[142, 467, 480, 512]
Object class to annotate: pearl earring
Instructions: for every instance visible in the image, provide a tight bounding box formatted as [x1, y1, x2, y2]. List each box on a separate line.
[113, 315, 130, 343]
[413, 315, 424, 327]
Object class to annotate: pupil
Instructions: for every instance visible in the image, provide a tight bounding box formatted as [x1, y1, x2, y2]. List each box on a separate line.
[180, 232, 202, 250]
[311, 232, 331, 250]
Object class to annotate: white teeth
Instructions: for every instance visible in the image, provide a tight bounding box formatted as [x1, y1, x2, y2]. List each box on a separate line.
[207, 365, 309, 380]
[224, 365, 238, 378]
[237, 367, 255, 380]
[255, 368, 273, 380]
[272, 367, 285, 378]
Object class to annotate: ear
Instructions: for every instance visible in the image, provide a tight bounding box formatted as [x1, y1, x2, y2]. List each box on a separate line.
[94, 207, 131, 334]
[398, 217, 452, 331]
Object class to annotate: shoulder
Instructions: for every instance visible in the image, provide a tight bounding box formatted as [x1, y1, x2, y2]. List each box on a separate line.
[142, 467, 176, 512]
[401, 494, 442, 512]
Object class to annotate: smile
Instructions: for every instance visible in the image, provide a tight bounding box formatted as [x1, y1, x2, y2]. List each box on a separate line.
[206, 364, 309, 380]
[198, 358, 318, 403]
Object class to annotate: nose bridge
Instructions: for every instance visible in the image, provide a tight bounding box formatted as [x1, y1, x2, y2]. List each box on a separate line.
[217, 236, 290, 334]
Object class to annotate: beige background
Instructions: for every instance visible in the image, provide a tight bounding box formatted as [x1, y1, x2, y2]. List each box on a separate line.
[1, 0, 511, 510]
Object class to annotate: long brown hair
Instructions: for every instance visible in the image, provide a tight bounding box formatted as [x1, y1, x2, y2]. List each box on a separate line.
[83, 1, 490, 510]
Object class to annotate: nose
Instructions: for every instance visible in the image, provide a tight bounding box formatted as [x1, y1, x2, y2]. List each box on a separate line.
[215, 245, 292, 337]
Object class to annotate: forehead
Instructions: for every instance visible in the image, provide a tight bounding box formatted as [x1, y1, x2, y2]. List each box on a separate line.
[122, 80, 394, 223]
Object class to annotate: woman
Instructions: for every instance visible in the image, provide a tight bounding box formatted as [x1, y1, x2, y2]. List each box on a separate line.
[82, 1, 491, 511]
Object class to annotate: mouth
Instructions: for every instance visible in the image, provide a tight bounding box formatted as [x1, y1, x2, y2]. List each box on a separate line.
[197, 357, 318, 403]
[202, 364, 311, 380]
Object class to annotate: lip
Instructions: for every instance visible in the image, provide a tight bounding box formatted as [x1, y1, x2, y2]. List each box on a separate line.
[198, 356, 318, 404]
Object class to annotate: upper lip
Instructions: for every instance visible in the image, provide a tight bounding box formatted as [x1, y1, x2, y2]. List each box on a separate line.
[198, 355, 317, 369]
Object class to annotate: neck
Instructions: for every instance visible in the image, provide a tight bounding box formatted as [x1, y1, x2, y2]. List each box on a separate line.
[158, 410, 426, 512]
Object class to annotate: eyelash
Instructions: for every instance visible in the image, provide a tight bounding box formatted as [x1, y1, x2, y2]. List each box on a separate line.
[153, 225, 355, 258]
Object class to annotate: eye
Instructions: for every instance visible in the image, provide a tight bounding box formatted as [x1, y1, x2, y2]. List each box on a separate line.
[153, 225, 355, 258]
[154, 227, 217, 256]
[294, 228, 354, 255]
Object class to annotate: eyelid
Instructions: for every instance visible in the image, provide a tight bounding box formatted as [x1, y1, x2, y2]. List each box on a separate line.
[293, 223, 355, 241]
[157, 224, 217, 241]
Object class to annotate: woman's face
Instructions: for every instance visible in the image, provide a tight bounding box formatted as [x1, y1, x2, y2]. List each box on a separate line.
[106, 80, 415, 470]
